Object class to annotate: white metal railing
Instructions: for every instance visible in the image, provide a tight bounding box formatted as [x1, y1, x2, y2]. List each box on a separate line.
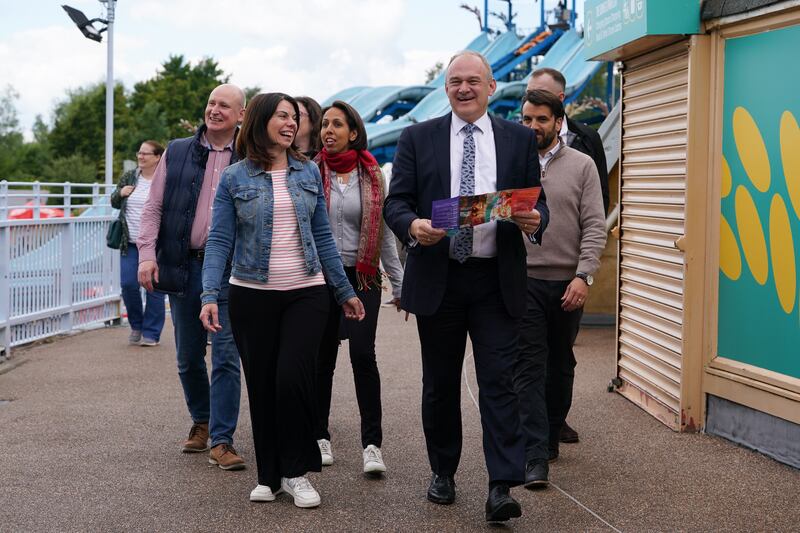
[0, 181, 122, 359]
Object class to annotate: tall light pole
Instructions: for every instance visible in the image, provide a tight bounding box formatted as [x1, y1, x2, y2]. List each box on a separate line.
[62, 1, 116, 186]
[103, 1, 115, 187]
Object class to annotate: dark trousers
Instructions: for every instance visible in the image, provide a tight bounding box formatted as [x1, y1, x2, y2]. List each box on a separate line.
[228, 284, 328, 490]
[416, 259, 525, 485]
[316, 266, 383, 448]
[514, 278, 582, 462]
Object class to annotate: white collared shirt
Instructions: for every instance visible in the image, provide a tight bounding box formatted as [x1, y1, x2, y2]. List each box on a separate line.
[559, 116, 576, 146]
[450, 112, 497, 258]
[539, 138, 564, 176]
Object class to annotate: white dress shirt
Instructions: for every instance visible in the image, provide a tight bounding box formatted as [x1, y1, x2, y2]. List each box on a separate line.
[449, 112, 497, 258]
[539, 138, 564, 176]
[559, 115, 576, 146]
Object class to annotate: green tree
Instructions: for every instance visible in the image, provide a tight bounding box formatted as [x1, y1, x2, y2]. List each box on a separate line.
[0, 90, 54, 182]
[130, 55, 229, 139]
[48, 82, 131, 179]
[41, 153, 97, 184]
[118, 100, 169, 156]
[244, 86, 261, 105]
[0, 84, 20, 136]
[425, 62, 444, 84]
[0, 85, 25, 180]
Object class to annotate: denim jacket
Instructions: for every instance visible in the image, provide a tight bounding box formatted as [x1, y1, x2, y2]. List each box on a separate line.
[201, 155, 356, 306]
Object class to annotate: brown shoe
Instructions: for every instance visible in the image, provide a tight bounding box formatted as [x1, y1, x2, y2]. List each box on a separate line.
[209, 443, 246, 471]
[181, 423, 209, 453]
[559, 422, 580, 443]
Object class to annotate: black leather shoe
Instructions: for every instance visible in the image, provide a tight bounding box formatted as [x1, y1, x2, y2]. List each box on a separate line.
[427, 474, 455, 505]
[524, 460, 549, 489]
[485, 484, 522, 523]
[559, 422, 580, 443]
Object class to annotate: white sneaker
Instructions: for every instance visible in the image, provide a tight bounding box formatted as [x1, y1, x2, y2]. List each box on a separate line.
[249, 484, 281, 502]
[363, 444, 386, 474]
[281, 476, 321, 508]
[318, 439, 333, 466]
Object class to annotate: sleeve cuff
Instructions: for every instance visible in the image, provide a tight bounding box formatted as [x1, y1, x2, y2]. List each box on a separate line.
[407, 228, 419, 248]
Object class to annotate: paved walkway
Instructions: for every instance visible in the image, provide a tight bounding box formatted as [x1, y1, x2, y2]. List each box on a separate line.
[1, 309, 798, 532]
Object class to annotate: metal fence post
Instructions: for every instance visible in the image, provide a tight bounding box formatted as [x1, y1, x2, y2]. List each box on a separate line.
[33, 181, 41, 219]
[0, 181, 8, 358]
[0, 221, 9, 361]
[0, 180, 122, 352]
[61, 183, 74, 332]
[0, 180, 7, 221]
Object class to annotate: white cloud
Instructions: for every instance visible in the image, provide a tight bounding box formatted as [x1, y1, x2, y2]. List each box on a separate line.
[2, 0, 458, 136]
[218, 44, 451, 104]
[1, 25, 158, 137]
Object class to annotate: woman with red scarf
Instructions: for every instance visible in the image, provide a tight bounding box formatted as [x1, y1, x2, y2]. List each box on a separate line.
[314, 100, 404, 476]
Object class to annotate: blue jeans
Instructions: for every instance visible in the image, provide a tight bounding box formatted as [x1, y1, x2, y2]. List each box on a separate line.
[169, 257, 241, 447]
[121, 244, 165, 341]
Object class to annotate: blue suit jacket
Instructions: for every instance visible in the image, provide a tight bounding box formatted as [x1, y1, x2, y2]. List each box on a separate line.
[383, 113, 549, 318]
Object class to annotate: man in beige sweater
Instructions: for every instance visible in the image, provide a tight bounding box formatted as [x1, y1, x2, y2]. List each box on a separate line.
[514, 90, 606, 489]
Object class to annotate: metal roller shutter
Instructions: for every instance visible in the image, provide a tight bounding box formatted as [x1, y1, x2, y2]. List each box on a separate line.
[616, 40, 689, 429]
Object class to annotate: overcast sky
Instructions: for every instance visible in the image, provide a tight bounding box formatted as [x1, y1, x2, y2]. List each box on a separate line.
[1, 0, 560, 136]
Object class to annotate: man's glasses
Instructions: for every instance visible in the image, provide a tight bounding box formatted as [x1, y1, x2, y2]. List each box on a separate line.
[137, 151, 156, 156]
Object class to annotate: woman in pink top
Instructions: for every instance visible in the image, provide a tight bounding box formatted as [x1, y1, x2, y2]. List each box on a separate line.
[199, 93, 364, 508]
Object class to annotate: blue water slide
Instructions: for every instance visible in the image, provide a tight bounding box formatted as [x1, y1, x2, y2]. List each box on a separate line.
[329, 31, 503, 123]
[480, 30, 527, 66]
[366, 32, 566, 163]
[491, 27, 563, 81]
[321, 86, 370, 107]
[562, 47, 603, 104]
[348, 85, 437, 123]
[428, 31, 492, 87]
[367, 32, 568, 161]
[487, 30, 604, 117]
[363, 29, 616, 164]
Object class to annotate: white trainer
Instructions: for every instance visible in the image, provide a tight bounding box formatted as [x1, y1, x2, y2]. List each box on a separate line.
[318, 439, 334, 466]
[249, 484, 281, 502]
[281, 476, 321, 508]
[363, 444, 386, 474]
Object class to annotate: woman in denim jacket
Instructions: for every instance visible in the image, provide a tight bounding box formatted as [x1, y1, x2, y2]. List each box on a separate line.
[199, 93, 364, 509]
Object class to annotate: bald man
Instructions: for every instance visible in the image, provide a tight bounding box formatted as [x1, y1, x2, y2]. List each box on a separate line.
[138, 84, 247, 470]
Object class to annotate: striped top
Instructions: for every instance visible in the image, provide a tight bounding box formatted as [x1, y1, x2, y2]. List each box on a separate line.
[124, 174, 152, 245]
[230, 169, 325, 291]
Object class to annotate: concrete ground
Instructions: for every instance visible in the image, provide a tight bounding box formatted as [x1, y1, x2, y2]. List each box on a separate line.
[0, 308, 798, 532]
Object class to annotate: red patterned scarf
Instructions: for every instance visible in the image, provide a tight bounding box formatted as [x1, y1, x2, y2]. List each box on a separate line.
[315, 148, 385, 289]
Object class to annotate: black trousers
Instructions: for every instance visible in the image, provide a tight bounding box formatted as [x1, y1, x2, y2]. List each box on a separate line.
[228, 284, 328, 490]
[316, 266, 383, 448]
[514, 277, 582, 462]
[416, 259, 525, 485]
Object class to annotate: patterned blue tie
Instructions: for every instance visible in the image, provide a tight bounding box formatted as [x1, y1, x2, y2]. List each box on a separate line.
[453, 123, 476, 263]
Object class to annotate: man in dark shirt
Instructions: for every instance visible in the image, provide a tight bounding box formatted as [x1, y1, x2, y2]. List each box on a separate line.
[527, 68, 610, 215]
[526, 68, 610, 445]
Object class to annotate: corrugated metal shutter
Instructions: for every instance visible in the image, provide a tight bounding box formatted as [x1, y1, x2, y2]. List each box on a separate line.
[616, 40, 689, 430]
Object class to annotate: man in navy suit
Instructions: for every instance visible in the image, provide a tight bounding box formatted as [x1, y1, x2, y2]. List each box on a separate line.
[383, 50, 549, 523]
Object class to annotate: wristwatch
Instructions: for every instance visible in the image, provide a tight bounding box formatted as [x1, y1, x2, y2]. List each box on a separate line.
[576, 272, 594, 286]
